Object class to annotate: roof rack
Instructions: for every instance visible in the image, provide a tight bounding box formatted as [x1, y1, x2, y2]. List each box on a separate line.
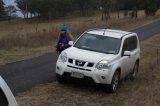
[103, 28, 108, 35]
[87, 28, 134, 37]
[87, 27, 108, 32]
[124, 32, 134, 36]
[121, 32, 134, 39]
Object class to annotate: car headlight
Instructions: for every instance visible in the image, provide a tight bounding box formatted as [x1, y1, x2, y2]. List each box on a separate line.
[59, 52, 67, 63]
[96, 60, 109, 70]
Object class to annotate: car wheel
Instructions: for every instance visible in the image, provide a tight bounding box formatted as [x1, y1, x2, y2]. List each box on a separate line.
[108, 71, 120, 93]
[56, 74, 65, 83]
[130, 62, 139, 80]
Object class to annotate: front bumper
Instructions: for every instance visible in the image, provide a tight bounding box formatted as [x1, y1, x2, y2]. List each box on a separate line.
[56, 61, 113, 84]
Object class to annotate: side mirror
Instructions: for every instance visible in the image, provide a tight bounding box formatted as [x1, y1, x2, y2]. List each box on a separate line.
[69, 41, 74, 46]
[123, 51, 131, 56]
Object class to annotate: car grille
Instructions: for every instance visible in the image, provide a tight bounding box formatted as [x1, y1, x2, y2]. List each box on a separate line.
[68, 58, 94, 68]
[67, 65, 92, 71]
[75, 60, 85, 66]
[68, 59, 73, 64]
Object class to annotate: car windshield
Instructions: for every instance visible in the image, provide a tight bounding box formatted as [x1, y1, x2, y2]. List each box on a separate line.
[74, 33, 121, 54]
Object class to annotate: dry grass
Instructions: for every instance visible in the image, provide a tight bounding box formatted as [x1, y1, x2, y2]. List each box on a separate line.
[0, 46, 55, 65]
[0, 10, 160, 49]
[16, 34, 160, 106]
[0, 10, 160, 64]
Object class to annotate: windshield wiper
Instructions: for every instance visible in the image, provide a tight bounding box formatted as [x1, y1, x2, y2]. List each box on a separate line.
[75, 46, 117, 54]
[75, 46, 83, 50]
[83, 48, 98, 52]
[75, 46, 97, 52]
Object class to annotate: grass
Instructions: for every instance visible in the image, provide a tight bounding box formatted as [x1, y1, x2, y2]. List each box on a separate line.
[16, 33, 160, 106]
[0, 46, 54, 65]
[0, 10, 160, 64]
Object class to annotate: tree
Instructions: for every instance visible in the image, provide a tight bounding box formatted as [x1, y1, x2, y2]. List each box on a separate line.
[144, 0, 159, 16]
[0, 0, 6, 19]
[15, 0, 98, 19]
[5, 5, 17, 22]
[100, 0, 112, 21]
[15, 0, 28, 18]
[74, 0, 96, 16]
[16, 0, 58, 19]
[132, 0, 148, 18]
[16, 0, 35, 19]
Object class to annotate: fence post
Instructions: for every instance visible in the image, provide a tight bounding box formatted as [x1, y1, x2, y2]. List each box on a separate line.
[157, 48, 159, 69]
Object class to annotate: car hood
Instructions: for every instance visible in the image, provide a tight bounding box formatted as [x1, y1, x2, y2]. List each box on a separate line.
[65, 47, 117, 63]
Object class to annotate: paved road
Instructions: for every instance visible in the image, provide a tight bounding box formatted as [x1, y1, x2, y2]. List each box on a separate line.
[0, 21, 160, 94]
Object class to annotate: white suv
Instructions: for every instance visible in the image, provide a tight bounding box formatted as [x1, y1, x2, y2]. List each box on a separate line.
[56, 29, 140, 92]
[0, 76, 18, 106]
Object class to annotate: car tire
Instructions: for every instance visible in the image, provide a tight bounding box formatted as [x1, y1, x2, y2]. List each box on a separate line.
[130, 62, 139, 80]
[56, 74, 65, 83]
[108, 71, 120, 93]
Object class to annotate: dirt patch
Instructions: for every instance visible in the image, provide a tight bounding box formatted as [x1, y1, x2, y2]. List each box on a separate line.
[16, 34, 160, 106]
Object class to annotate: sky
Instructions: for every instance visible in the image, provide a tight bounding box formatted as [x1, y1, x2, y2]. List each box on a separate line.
[4, 0, 14, 5]
[3, 0, 23, 17]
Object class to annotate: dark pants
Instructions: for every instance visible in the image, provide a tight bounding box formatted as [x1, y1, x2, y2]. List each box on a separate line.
[56, 43, 70, 53]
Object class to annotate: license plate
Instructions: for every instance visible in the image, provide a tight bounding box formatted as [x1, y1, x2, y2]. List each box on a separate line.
[71, 72, 84, 79]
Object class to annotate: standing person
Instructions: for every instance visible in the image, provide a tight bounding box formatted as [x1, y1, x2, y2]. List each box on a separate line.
[56, 25, 73, 53]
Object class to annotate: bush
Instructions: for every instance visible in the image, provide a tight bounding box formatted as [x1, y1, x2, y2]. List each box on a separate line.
[144, 0, 159, 16]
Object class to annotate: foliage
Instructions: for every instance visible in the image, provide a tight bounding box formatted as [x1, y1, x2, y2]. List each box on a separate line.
[15, 0, 96, 19]
[15, 0, 160, 20]
[0, 0, 6, 19]
[143, 0, 159, 16]
[100, 0, 112, 20]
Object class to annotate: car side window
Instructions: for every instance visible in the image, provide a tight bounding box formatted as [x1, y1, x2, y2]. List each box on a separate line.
[0, 88, 9, 106]
[122, 38, 130, 53]
[132, 36, 138, 50]
[122, 36, 138, 54]
[129, 36, 137, 51]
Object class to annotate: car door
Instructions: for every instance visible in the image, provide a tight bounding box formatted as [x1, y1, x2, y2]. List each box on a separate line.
[0, 76, 18, 106]
[128, 35, 139, 71]
[120, 37, 132, 77]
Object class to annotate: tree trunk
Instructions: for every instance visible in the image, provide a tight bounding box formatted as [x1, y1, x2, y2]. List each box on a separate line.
[101, 12, 104, 21]
[135, 10, 138, 18]
[117, 6, 120, 18]
[8, 9, 11, 23]
[27, 12, 29, 19]
[30, 13, 33, 18]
